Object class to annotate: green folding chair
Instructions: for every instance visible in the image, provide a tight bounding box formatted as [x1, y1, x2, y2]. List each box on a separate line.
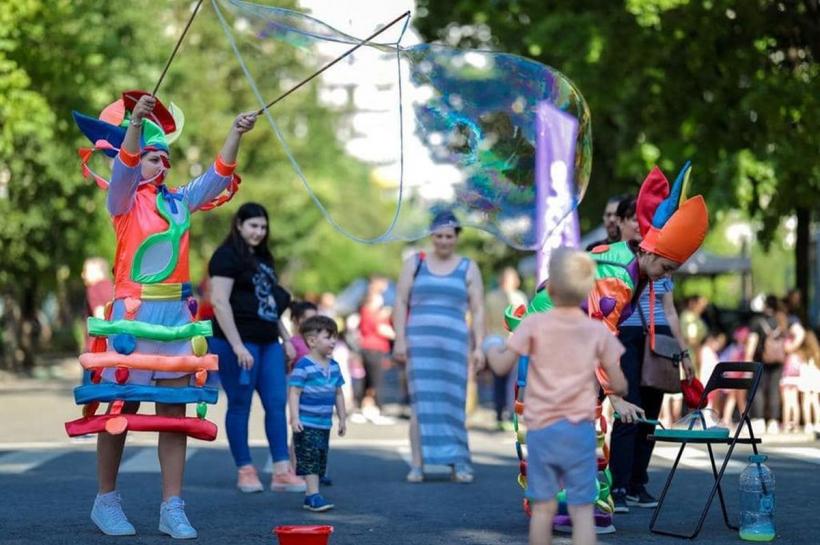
[648, 361, 763, 539]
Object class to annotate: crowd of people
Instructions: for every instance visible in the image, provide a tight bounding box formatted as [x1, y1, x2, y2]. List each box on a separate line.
[70, 94, 818, 545]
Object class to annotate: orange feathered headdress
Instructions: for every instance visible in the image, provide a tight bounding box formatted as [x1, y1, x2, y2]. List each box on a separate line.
[636, 161, 709, 264]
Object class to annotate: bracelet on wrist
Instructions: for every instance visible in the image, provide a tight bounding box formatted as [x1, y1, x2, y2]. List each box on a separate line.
[130, 118, 143, 127]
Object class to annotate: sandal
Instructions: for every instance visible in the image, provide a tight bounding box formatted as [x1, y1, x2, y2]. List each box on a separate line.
[406, 467, 424, 483]
[452, 464, 474, 484]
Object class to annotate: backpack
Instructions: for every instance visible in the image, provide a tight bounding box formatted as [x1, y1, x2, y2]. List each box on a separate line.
[760, 320, 786, 364]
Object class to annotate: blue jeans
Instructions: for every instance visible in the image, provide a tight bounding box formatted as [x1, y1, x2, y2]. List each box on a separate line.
[209, 337, 289, 467]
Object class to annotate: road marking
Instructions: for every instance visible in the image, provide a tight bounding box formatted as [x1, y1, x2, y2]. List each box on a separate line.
[120, 447, 199, 473]
[0, 449, 69, 474]
[653, 446, 745, 474]
[767, 446, 820, 465]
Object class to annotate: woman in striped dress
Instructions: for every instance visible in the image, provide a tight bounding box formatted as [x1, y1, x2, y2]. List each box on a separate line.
[393, 211, 485, 483]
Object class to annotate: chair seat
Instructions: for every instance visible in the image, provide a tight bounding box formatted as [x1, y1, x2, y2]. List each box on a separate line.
[649, 434, 762, 445]
[654, 428, 730, 440]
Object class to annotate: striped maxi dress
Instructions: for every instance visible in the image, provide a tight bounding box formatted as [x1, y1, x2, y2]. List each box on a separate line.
[407, 256, 472, 468]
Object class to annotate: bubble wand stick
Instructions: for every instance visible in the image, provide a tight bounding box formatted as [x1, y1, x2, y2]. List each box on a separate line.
[255, 10, 411, 114]
[153, 0, 206, 96]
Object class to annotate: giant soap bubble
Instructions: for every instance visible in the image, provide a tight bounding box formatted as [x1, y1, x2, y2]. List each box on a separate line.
[213, 0, 591, 249]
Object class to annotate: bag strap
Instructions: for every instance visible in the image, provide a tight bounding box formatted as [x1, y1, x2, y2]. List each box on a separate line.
[636, 282, 657, 350]
[406, 251, 426, 316]
[413, 251, 426, 280]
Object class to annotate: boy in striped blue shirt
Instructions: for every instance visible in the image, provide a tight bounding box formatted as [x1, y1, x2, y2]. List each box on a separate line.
[288, 315, 347, 512]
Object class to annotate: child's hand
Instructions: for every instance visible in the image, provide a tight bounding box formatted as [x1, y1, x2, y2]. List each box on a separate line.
[470, 347, 485, 371]
[337, 418, 346, 437]
[290, 416, 304, 433]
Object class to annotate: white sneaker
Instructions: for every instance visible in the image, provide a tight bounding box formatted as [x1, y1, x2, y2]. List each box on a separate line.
[91, 492, 136, 536]
[350, 413, 368, 424]
[159, 497, 197, 539]
[368, 414, 397, 426]
[766, 420, 780, 434]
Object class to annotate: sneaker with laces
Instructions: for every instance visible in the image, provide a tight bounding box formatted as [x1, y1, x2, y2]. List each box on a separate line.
[626, 485, 658, 508]
[159, 497, 197, 539]
[91, 492, 136, 536]
[612, 488, 630, 513]
[271, 470, 307, 492]
[237, 465, 264, 493]
[303, 493, 334, 512]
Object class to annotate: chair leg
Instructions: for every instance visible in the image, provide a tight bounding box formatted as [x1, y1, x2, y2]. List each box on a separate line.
[650, 442, 739, 539]
[650, 443, 687, 535]
[707, 443, 738, 531]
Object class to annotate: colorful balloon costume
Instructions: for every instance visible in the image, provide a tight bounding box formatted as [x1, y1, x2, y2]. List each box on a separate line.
[504, 162, 708, 533]
[65, 91, 241, 441]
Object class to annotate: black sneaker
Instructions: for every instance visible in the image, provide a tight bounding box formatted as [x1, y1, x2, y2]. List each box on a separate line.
[612, 488, 630, 513]
[626, 485, 658, 508]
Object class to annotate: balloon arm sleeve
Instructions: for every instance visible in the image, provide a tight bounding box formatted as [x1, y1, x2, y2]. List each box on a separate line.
[516, 355, 529, 388]
[107, 153, 141, 215]
[181, 163, 233, 212]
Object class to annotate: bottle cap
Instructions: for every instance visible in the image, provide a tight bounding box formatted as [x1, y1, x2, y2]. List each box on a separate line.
[749, 454, 768, 464]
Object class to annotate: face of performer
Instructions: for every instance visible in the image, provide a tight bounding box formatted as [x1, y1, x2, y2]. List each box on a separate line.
[141, 151, 169, 182]
[640, 252, 680, 281]
[431, 227, 459, 258]
[237, 215, 268, 248]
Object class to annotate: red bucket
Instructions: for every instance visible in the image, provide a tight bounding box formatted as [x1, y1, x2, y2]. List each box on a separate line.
[274, 525, 334, 545]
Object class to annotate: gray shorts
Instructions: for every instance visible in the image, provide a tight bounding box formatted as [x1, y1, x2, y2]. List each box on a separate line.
[526, 419, 597, 505]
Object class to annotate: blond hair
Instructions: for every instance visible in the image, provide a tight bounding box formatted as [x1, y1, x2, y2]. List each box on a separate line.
[548, 248, 596, 306]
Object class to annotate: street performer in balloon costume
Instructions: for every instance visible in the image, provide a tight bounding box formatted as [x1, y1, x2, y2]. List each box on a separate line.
[487, 162, 709, 540]
[66, 91, 257, 538]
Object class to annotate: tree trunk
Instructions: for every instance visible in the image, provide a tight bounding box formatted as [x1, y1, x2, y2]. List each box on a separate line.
[19, 286, 40, 374]
[795, 206, 811, 325]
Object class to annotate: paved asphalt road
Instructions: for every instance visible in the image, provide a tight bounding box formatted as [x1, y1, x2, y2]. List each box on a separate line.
[1, 379, 819, 544]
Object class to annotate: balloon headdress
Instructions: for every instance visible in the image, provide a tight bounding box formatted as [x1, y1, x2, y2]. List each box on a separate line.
[636, 161, 709, 264]
[73, 90, 184, 153]
[72, 90, 185, 187]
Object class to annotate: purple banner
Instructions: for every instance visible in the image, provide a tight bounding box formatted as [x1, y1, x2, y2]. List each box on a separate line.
[535, 101, 581, 283]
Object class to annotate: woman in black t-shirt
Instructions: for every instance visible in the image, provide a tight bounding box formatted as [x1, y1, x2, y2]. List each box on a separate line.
[208, 202, 305, 493]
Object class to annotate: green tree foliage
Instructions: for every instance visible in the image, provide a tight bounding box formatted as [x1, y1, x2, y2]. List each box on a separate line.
[0, 1, 401, 370]
[415, 0, 818, 315]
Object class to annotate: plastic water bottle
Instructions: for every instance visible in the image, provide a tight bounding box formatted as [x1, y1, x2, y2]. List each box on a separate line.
[739, 454, 775, 542]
